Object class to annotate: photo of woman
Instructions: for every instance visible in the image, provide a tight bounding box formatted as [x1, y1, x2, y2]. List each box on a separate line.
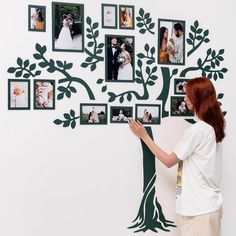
[28, 5, 46, 32]
[119, 5, 134, 29]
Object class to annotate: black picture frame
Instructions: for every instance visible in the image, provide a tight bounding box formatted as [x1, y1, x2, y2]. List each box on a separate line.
[119, 5, 135, 30]
[110, 106, 133, 123]
[170, 96, 194, 116]
[101, 4, 118, 29]
[28, 5, 46, 32]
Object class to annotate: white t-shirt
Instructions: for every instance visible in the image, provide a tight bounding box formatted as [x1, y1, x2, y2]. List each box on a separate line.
[174, 119, 222, 216]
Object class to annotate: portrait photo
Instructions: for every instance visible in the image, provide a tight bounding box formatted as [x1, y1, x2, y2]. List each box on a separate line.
[170, 96, 194, 116]
[135, 104, 161, 124]
[119, 5, 134, 30]
[52, 2, 84, 52]
[105, 35, 135, 82]
[28, 5, 46, 32]
[8, 79, 30, 110]
[158, 19, 185, 65]
[110, 106, 133, 123]
[174, 78, 189, 95]
[34, 80, 55, 110]
[80, 104, 108, 125]
[102, 4, 117, 29]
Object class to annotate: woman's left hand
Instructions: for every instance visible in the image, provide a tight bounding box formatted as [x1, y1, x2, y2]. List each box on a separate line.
[128, 119, 148, 139]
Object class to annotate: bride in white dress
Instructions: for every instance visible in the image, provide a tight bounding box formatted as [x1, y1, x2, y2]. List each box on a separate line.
[117, 43, 133, 81]
[56, 14, 74, 49]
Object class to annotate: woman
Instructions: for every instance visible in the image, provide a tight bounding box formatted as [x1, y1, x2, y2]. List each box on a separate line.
[121, 8, 132, 28]
[159, 26, 169, 63]
[129, 77, 225, 236]
[56, 14, 74, 49]
[117, 43, 133, 81]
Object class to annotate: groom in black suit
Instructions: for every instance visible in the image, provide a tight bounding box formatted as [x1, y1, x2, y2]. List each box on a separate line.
[107, 38, 121, 80]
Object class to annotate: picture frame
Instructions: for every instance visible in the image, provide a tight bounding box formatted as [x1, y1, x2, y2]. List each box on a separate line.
[33, 79, 56, 110]
[135, 104, 161, 124]
[170, 96, 194, 116]
[8, 79, 30, 110]
[101, 4, 117, 29]
[119, 5, 135, 30]
[52, 2, 84, 52]
[110, 106, 133, 123]
[174, 78, 190, 95]
[80, 104, 108, 125]
[158, 18, 185, 65]
[28, 5, 46, 32]
[105, 34, 135, 82]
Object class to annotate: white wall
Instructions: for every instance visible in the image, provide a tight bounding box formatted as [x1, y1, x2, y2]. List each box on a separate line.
[0, 0, 235, 236]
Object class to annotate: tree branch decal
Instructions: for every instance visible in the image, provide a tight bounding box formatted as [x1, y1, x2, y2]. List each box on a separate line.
[136, 8, 155, 35]
[180, 48, 228, 79]
[54, 109, 79, 129]
[81, 17, 104, 71]
[187, 20, 210, 57]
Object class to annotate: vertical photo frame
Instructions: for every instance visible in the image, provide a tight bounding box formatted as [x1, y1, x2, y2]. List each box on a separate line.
[158, 18, 185, 65]
[34, 79, 55, 110]
[119, 5, 135, 30]
[52, 2, 84, 52]
[28, 5, 46, 32]
[101, 4, 117, 29]
[8, 79, 31, 110]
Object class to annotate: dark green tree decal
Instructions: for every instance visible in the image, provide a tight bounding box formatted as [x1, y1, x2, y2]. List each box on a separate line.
[187, 20, 210, 57]
[81, 17, 104, 71]
[136, 8, 155, 35]
[54, 109, 79, 129]
[128, 127, 176, 233]
[98, 44, 158, 103]
[7, 57, 41, 78]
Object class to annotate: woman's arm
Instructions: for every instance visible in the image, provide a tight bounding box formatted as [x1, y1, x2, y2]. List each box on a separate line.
[129, 119, 180, 168]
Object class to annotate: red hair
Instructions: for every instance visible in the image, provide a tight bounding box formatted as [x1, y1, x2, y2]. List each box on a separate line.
[185, 77, 225, 142]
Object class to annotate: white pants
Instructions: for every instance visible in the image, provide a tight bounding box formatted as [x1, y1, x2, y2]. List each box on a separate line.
[178, 207, 223, 236]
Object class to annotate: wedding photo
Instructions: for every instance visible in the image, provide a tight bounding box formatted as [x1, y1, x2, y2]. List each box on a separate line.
[8, 79, 30, 110]
[174, 78, 189, 94]
[170, 96, 194, 116]
[105, 35, 135, 82]
[158, 18, 185, 65]
[135, 104, 161, 124]
[119, 5, 134, 30]
[80, 104, 108, 125]
[102, 4, 117, 29]
[52, 2, 84, 52]
[110, 106, 133, 123]
[33, 80, 55, 110]
[28, 5, 46, 32]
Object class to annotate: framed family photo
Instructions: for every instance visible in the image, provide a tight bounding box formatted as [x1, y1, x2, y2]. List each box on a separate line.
[119, 5, 135, 30]
[110, 106, 133, 123]
[174, 78, 189, 95]
[28, 5, 46, 32]
[135, 104, 161, 124]
[80, 104, 108, 125]
[158, 18, 185, 65]
[170, 96, 194, 116]
[33, 80, 55, 110]
[8, 79, 30, 110]
[105, 35, 135, 82]
[101, 4, 117, 29]
[52, 2, 84, 52]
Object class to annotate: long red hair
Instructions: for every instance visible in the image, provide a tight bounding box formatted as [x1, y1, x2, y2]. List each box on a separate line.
[185, 77, 225, 142]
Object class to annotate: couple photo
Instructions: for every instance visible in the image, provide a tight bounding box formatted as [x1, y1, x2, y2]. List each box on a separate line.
[106, 36, 134, 82]
[53, 3, 84, 51]
[158, 19, 185, 65]
[29, 5, 45, 31]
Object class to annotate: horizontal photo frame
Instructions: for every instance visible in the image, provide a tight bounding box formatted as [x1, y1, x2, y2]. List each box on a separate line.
[52, 2, 84, 52]
[80, 103, 108, 125]
[135, 104, 161, 124]
[34, 79, 56, 110]
[110, 106, 133, 123]
[28, 5, 46, 32]
[174, 78, 190, 95]
[101, 4, 117, 29]
[119, 5, 135, 30]
[8, 79, 31, 110]
[105, 34, 135, 82]
[170, 96, 194, 116]
[158, 18, 185, 65]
